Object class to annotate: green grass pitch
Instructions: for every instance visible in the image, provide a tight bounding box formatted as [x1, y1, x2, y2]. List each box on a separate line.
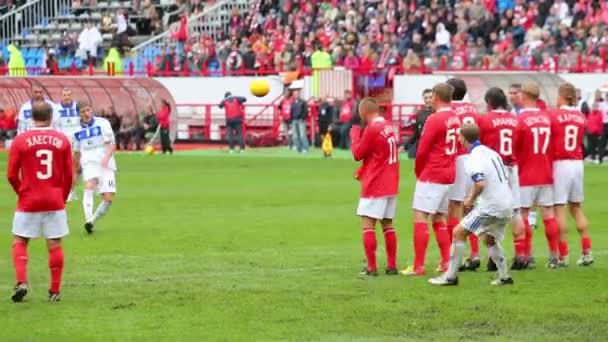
[0, 149, 607, 341]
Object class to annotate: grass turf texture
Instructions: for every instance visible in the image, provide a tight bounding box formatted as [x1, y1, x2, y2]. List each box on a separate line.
[0, 149, 607, 341]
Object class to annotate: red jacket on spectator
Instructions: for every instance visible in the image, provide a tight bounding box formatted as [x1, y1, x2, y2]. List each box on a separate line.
[177, 15, 188, 42]
[156, 105, 171, 129]
[587, 110, 603, 135]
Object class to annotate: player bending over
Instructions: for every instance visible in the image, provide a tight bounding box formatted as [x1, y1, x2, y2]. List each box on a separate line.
[429, 123, 513, 286]
[446, 78, 483, 271]
[402, 83, 460, 276]
[73, 102, 117, 234]
[7, 102, 74, 302]
[515, 83, 561, 268]
[351, 98, 400, 276]
[478, 87, 528, 270]
[549, 83, 593, 266]
[57, 88, 83, 202]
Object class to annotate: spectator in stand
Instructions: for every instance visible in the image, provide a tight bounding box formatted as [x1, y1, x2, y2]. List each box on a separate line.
[102, 12, 113, 34]
[156, 100, 173, 154]
[46, 49, 59, 75]
[114, 9, 131, 51]
[175, 12, 189, 54]
[333, 90, 358, 150]
[290, 89, 309, 153]
[77, 21, 103, 66]
[406, 88, 434, 159]
[226, 45, 243, 72]
[219, 92, 246, 153]
[508, 83, 523, 114]
[138, 0, 159, 35]
[587, 102, 604, 164]
[159, 46, 178, 75]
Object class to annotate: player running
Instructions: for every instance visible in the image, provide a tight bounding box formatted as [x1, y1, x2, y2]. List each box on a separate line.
[447, 78, 482, 271]
[402, 83, 460, 276]
[549, 83, 593, 267]
[57, 88, 82, 202]
[7, 102, 74, 302]
[514, 82, 560, 268]
[429, 123, 514, 286]
[73, 102, 117, 234]
[478, 87, 528, 270]
[17, 85, 60, 134]
[351, 98, 400, 276]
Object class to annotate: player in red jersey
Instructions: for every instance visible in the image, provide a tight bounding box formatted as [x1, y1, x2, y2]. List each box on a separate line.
[446, 78, 482, 271]
[514, 82, 561, 269]
[7, 102, 74, 302]
[401, 83, 460, 276]
[350, 98, 400, 276]
[478, 87, 528, 270]
[549, 83, 593, 267]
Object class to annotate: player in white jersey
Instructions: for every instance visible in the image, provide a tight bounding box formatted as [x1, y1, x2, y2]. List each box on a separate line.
[73, 102, 117, 234]
[429, 123, 514, 286]
[57, 88, 82, 202]
[17, 85, 61, 134]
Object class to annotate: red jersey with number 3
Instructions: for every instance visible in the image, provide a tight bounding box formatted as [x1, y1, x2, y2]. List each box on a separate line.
[515, 108, 553, 186]
[478, 110, 519, 165]
[351, 118, 400, 198]
[550, 106, 586, 161]
[452, 101, 479, 155]
[7, 127, 74, 212]
[415, 108, 460, 184]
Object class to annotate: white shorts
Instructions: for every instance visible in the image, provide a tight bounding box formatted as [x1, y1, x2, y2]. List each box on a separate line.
[83, 164, 117, 194]
[448, 155, 470, 202]
[12, 210, 69, 239]
[357, 196, 397, 219]
[506, 165, 521, 209]
[413, 181, 450, 214]
[520, 185, 553, 208]
[462, 207, 509, 241]
[553, 160, 584, 204]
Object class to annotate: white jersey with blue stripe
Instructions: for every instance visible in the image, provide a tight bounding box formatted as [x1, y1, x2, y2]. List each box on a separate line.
[73, 116, 117, 171]
[465, 143, 512, 218]
[17, 99, 62, 134]
[56, 101, 82, 138]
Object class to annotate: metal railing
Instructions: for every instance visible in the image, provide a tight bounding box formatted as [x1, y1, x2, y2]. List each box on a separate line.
[132, 0, 251, 54]
[0, 0, 71, 42]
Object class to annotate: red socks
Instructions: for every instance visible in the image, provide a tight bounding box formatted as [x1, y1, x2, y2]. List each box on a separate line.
[432, 221, 450, 266]
[559, 241, 569, 258]
[413, 222, 430, 269]
[12, 240, 28, 284]
[543, 218, 560, 256]
[49, 246, 64, 293]
[523, 217, 533, 258]
[446, 217, 460, 244]
[362, 228, 377, 272]
[514, 236, 527, 258]
[468, 234, 479, 257]
[383, 228, 397, 270]
[582, 237, 592, 255]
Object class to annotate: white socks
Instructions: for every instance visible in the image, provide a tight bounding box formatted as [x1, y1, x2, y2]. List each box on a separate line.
[92, 200, 112, 223]
[446, 240, 466, 279]
[488, 242, 510, 280]
[83, 189, 94, 222]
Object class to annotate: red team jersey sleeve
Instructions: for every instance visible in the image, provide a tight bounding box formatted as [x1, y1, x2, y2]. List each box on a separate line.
[550, 107, 586, 161]
[516, 109, 553, 186]
[416, 109, 460, 184]
[7, 128, 74, 212]
[351, 119, 400, 198]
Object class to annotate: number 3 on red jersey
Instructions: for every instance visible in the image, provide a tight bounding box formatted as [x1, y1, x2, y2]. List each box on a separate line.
[445, 128, 457, 155]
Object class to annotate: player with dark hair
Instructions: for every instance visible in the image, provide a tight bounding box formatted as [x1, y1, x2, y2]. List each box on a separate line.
[402, 83, 460, 276]
[7, 102, 74, 302]
[429, 123, 514, 286]
[515, 82, 560, 268]
[351, 98, 400, 276]
[550, 83, 593, 266]
[479, 87, 528, 270]
[446, 78, 481, 272]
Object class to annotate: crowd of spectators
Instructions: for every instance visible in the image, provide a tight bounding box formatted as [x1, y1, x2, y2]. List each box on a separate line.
[156, 0, 608, 75]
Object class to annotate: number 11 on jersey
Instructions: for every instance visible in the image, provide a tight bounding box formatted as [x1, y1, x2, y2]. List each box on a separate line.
[387, 136, 398, 164]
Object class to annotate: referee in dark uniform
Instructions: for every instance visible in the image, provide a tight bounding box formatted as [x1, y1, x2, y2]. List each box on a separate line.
[405, 88, 434, 158]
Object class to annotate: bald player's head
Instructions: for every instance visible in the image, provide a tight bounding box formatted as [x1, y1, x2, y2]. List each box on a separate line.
[358, 97, 380, 122]
[32, 102, 53, 126]
[459, 122, 480, 149]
